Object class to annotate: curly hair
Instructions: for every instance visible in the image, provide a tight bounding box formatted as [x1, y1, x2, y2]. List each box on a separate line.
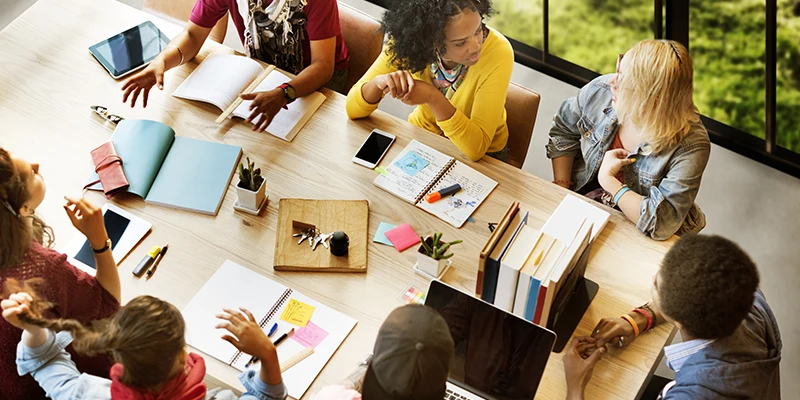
[381, 0, 493, 73]
[658, 234, 759, 339]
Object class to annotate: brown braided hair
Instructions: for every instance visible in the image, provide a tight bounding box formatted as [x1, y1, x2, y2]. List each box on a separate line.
[0, 148, 54, 269]
[2, 278, 186, 390]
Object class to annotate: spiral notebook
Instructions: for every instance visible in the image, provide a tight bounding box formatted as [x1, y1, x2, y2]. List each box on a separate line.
[373, 140, 498, 227]
[182, 260, 357, 399]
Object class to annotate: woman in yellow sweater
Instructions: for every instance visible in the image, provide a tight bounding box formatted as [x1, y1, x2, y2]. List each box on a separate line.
[346, 0, 513, 162]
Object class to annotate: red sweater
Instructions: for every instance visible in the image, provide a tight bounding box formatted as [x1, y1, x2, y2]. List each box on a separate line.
[0, 242, 120, 400]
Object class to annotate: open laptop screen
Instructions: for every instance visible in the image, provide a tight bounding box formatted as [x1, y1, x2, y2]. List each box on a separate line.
[426, 280, 556, 400]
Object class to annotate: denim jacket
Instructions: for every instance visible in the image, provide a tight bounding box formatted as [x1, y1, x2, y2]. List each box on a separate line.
[546, 75, 710, 240]
[16, 330, 288, 400]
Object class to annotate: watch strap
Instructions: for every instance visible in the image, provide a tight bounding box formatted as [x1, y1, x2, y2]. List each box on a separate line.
[92, 238, 112, 254]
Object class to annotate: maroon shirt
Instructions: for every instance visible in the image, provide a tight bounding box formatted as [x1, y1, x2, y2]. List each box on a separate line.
[0, 242, 120, 400]
[190, 0, 350, 71]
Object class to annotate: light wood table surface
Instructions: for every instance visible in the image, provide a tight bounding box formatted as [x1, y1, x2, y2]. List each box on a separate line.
[0, 0, 677, 398]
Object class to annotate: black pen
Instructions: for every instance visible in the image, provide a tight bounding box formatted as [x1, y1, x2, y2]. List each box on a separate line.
[146, 243, 169, 279]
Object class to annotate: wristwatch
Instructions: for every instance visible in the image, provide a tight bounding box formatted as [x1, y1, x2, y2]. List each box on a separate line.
[92, 238, 112, 254]
[278, 83, 297, 104]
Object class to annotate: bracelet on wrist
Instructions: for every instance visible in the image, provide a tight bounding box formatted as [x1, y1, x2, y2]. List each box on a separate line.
[552, 179, 573, 189]
[612, 184, 630, 206]
[632, 308, 653, 332]
[640, 302, 657, 327]
[167, 44, 184, 66]
[620, 314, 640, 337]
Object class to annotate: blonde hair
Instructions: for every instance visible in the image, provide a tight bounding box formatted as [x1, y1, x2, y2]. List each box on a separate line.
[3, 279, 186, 390]
[615, 40, 699, 154]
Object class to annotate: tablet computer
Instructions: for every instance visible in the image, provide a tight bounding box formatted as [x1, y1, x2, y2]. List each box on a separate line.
[62, 203, 152, 276]
[89, 21, 169, 79]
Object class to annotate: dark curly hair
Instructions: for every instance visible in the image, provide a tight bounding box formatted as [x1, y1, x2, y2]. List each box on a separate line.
[658, 234, 759, 339]
[381, 0, 493, 73]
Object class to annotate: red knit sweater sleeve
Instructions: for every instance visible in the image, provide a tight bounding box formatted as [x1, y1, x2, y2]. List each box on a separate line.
[34, 243, 120, 322]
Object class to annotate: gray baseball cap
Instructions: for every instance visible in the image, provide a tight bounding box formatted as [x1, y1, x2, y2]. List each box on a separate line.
[361, 304, 455, 400]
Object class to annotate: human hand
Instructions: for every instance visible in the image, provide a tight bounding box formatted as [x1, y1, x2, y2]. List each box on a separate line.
[591, 316, 637, 350]
[564, 336, 606, 400]
[240, 89, 289, 133]
[216, 307, 277, 360]
[400, 80, 436, 106]
[598, 149, 634, 190]
[121, 59, 166, 108]
[374, 71, 415, 99]
[63, 197, 108, 250]
[1, 292, 37, 331]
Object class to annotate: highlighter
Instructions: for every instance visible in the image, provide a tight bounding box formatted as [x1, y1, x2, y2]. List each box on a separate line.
[425, 183, 462, 203]
[132, 245, 162, 277]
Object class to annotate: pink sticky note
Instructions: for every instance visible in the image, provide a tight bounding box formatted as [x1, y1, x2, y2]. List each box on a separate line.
[291, 321, 329, 349]
[384, 224, 421, 252]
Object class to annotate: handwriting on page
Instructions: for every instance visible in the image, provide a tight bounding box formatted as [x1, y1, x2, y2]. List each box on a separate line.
[376, 141, 451, 202]
[291, 321, 329, 349]
[280, 299, 316, 327]
[417, 161, 497, 227]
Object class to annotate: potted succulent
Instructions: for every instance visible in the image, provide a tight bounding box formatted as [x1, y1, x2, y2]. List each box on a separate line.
[235, 156, 266, 211]
[415, 233, 463, 278]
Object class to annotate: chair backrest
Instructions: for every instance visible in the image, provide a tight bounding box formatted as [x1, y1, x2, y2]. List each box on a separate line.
[504, 83, 541, 169]
[338, 2, 384, 94]
[143, 0, 228, 44]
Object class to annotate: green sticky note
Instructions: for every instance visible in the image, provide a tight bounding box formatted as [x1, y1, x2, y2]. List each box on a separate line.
[375, 166, 389, 176]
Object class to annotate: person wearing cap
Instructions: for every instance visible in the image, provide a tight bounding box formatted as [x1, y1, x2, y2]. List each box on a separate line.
[310, 304, 454, 400]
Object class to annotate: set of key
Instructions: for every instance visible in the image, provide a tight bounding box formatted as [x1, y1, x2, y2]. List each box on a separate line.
[293, 228, 333, 251]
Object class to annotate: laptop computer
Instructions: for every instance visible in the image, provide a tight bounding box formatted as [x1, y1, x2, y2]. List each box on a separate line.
[425, 280, 556, 400]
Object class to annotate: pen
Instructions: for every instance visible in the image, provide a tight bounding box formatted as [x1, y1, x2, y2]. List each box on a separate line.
[244, 323, 281, 368]
[132, 245, 161, 277]
[424, 184, 462, 203]
[146, 242, 169, 279]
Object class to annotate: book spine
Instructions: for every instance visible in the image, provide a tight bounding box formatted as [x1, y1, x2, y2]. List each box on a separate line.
[495, 261, 519, 312]
[476, 263, 485, 297]
[481, 258, 500, 303]
[533, 285, 547, 324]
[512, 273, 531, 318]
[524, 278, 541, 322]
[229, 288, 293, 366]
[414, 159, 456, 204]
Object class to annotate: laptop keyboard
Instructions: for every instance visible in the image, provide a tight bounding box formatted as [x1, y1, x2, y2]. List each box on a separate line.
[444, 388, 469, 399]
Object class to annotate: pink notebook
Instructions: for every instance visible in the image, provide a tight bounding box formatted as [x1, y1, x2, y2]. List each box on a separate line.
[384, 224, 421, 252]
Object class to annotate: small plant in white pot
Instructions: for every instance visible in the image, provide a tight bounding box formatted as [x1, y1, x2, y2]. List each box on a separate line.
[415, 232, 462, 278]
[236, 157, 266, 211]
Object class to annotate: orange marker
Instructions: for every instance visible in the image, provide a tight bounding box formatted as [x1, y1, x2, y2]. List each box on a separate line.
[425, 184, 462, 203]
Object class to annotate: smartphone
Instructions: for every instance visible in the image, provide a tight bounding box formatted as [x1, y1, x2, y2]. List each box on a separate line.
[353, 129, 396, 168]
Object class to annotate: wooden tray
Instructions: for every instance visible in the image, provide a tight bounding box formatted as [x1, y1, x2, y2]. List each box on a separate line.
[274, 199, 368, 272]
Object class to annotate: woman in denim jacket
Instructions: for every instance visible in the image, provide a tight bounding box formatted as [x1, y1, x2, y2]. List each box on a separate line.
[547, 40, 710, 240]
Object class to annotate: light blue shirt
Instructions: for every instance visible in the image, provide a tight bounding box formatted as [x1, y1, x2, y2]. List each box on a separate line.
[16, 330, 287, 400]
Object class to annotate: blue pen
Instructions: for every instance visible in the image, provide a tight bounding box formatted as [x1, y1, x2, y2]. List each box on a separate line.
[245, 323, 279, 368]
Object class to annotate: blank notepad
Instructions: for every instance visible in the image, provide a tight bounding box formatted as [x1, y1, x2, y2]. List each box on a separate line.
[182, 260, 357, 399]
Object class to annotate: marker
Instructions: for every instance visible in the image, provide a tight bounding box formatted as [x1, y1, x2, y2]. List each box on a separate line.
[424, 184, 462, 203]
[274, 328, 295, 347]
[146, 242, 169, 279]
[132, 245, 161, 277]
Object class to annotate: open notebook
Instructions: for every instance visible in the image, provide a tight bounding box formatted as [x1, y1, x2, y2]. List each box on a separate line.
[182, 260, 357, 399]
[86, 120, 241, 215]
[173, 53, 325, 141]
[374, 140, 498, 227]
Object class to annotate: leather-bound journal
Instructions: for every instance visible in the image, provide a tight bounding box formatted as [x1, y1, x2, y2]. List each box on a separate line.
[86, 141, 129, 199]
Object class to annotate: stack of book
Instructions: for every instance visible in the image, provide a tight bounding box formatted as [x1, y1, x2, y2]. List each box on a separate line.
[477, 195, 609, 328]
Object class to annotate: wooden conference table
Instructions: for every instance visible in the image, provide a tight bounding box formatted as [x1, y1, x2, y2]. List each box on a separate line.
[0, 0, 677, 398]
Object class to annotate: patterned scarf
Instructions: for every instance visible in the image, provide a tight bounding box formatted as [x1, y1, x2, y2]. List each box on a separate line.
[430, 57, 468, 100]
[242, 0, 307, 75]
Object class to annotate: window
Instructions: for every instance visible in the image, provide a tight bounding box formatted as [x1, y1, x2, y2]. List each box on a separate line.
[777, 0, 800, 153]
[489, 0, 543, 49]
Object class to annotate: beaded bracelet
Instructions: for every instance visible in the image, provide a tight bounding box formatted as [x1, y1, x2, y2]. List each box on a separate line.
[639, 302, 658, 327]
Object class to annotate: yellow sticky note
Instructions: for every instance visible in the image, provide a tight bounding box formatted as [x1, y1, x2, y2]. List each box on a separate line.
[280, 299, 316, 327]
[374, 166, 389, 176]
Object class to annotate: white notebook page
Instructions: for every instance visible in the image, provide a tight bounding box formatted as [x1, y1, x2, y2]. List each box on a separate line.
[373, 140, 453, 203]
[172, 54, 262, 111]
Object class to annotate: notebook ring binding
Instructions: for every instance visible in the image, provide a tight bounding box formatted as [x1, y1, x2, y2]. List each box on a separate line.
[228, 288, 293, 366]
[413, 159, 457, 204]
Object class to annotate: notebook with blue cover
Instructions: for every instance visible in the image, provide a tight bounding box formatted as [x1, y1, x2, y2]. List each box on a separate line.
[87, 119, 241, 215]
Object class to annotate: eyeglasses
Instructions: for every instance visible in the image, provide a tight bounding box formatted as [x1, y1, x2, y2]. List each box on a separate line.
[616, 53, 624, 75]
[90, 105, 124, 125]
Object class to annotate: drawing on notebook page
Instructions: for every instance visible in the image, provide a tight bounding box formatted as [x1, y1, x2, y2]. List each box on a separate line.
[395, 151, 429, 176]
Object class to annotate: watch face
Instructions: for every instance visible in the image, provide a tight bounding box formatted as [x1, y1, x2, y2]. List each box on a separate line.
[286, 85, 296, 100]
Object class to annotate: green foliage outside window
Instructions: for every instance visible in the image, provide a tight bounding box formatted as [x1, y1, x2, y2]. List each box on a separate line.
[488, 0, 800, 153]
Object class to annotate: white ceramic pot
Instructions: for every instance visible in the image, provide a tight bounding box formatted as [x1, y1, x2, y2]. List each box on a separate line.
[415, 248, 449, 277]
[236, 179, 266, 211]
